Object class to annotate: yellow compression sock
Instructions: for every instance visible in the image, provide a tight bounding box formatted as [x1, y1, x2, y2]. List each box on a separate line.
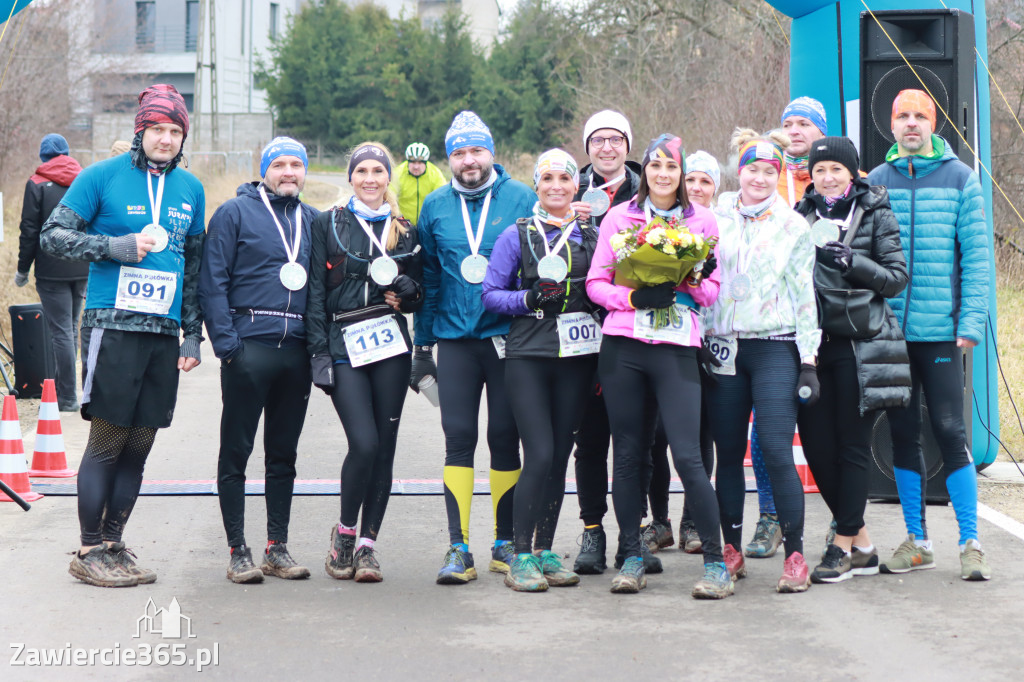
[443, 466, 475, 545]
[490, 467, 521, 538]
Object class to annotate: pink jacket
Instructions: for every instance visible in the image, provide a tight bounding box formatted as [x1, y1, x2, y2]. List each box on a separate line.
[586, 198, 720, 347]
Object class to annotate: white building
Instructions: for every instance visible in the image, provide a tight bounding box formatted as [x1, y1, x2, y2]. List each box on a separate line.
[354, 0, 501, 50]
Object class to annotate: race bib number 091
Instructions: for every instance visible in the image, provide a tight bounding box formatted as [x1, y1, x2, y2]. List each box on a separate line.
[115, 266, 177, 315]
[344, 316, 408, 367]
[557, 312, 601, 356]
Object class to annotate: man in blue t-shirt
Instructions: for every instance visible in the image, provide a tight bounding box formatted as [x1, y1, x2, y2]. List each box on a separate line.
[41, 84, 206, 589]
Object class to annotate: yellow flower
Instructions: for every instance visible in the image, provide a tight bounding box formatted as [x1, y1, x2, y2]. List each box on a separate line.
[609, 233, 627, 251]
[664, 228, 680, 243]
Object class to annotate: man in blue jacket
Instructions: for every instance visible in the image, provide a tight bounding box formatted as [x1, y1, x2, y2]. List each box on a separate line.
[868, 89, 991, 581]
[199, 137, 320, 584]
[409, 111, 536, 584]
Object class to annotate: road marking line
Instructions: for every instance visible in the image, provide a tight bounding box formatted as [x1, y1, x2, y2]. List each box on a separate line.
[978, 502, 1024, 541]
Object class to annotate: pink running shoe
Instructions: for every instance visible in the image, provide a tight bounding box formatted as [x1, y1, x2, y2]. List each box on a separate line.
[777, 551, 811, 593]
[723, 544, 747, 580]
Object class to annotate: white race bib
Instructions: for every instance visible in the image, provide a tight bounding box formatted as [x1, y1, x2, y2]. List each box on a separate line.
[633, 304, 693, 344]
[707, 335, 738, 376]
[343, 316, 408, 367]
[115, 266, 177, 315]
[557, 312, 601, 357]
[491, 335, 507, 360]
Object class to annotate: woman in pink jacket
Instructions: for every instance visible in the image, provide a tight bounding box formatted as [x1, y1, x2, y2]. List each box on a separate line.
[586, 134, 731, 599]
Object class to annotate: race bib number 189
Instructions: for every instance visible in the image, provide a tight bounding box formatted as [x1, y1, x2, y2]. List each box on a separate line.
[633, 304, 693, 344]
[115, 266, 177, 315]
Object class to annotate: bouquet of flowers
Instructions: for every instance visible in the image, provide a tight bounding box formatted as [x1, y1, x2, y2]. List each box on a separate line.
[608, 214, 717, 328]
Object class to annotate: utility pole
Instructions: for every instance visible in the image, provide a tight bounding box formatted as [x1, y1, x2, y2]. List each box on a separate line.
[193, 0, 219, 150]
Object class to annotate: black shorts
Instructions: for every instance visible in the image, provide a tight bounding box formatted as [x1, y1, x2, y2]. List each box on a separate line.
[81, 327, 180, 428]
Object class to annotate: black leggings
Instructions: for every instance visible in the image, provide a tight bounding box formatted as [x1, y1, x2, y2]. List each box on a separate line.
[506, 356, 594, 554]
[710, 339, 804, 557]
[599, 335, 722, 563]
[572, 383, 613, 526]
[654, 394, 716, 525]
[331, 352, 411, 540]
[77, 418, 157, 545]
[797, 339, 873, 538]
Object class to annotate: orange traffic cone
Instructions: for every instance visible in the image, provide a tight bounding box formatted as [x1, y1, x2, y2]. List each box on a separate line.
[792, 429, 819, 494]
[0, 395, 43, 502]
[28, 379, 76, 478]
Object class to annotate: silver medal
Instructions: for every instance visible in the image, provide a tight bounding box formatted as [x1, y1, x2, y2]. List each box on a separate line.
[279, 262, 308, 291]
[460, 254, 488, 284]
[810, 219, 841, 248]
[537, 255, 568, 283]
[141, 224, 169, 253]
[581, 188, 611, 216]
[730, 273, 752, 302]
[369, 257, 399, 287]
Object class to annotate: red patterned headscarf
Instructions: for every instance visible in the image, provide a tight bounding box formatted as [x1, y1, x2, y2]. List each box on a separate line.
[134, 84, 189, 138]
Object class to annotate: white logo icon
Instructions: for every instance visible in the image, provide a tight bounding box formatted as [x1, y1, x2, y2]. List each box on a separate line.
[134, 598, 196, 639]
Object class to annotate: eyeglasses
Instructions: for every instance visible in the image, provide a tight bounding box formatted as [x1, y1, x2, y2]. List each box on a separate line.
[590, 136, 625, 149]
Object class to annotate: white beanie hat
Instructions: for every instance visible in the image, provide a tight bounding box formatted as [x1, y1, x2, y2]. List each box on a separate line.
[685, 150, 721, 192]
[583, 110, 633, 152]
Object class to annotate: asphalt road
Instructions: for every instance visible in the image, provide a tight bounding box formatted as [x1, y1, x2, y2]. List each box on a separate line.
[2, 338, 1022, 681]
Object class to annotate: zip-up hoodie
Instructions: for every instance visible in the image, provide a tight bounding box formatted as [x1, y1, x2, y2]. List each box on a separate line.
[18, 155, 89, 281]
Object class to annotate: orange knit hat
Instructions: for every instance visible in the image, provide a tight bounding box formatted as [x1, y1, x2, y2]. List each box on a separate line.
[891, 89, 936, 129]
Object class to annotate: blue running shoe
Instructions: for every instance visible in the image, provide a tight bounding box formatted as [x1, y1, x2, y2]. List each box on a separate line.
[610, 556, 647, 593]
[692, 561, 734, 600]
[489, 540, 515, 574]
[504, 553, 548, 592]
[537, 550, 579, 587]
[436, 545, 477, 585]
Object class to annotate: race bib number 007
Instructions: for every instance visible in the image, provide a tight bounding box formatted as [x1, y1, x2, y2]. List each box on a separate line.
[557, 312, 601, 356]
[344, 316, 408, 367]
[115, 266, 177, 315]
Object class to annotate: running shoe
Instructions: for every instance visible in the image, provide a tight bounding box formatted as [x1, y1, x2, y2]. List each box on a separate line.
[262, 542, 311, 580]
[679, 520, 702, 554]
[227, 545, 265, 584]
[353, 546, 383, 583]
[325, 526, 356, 580]
[811, 544, 852, 584]
[536, 550, 580, 587]
[744, 513, 782, 558]
[723, 543, 747, 580]
[777, 551, 811, 593]
[880, 535, 935, 574]
[691, 561, 735, 600]
[610, 556, 647, 594]
[822, 519, 838, 560]
[504, 553, 548, 592]
[436, 545, 478, 585]
[574, 526, 607, 574]
[641, 520, 674, 553]
[489, 540, 515, 574]
[960, 539, 991, 581]
[107, 542, 157, 585]
[68, 546, 138, 588]
[615, 540, 663, 574]
[851, 546, 879, 576]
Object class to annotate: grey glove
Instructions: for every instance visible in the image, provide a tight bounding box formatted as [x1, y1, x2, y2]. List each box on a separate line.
[14, 271, 28, 287]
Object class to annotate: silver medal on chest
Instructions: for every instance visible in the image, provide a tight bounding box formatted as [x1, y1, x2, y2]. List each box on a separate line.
[581, 188, 611, 217]
[141, 224, 169, 253]
[810, 219, 841, 248]
[279, 262, 308, 291]
[369, 257, 399, 287]
[460, 254, 488, 284]
[537, 254, 568, 283]
[730, 273, 752, 302]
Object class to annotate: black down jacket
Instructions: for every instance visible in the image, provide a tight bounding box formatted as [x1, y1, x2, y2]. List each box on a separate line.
[797, 183, 912, 415]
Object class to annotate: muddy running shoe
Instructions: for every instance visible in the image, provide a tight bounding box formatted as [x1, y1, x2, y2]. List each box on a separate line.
[641, 520, 674, 553]
[574, 526, 607, 575]
[960, 539, 991, 581]
[69, 546, 138, 588]
[880, 535, 935, 574]
[262, 542, 310, 580]
[536, 550, 579, 587]
[777, 551, 811, 593]
[353, 546, 383, 583]
[744, 513, 782, 558]
[679, 520, 702, 554]
[615, 540, 664, 574]
[691, 561, 735, 600]
[504, 553, 548, 592]
[436, 545, 478, 585]
[851, 546, 879, 576]
[489, 540, 515, 574]
[107, 542, 157, 585]
[610, 556, 647, 594]
[325, 526, 356, 580]
[811, 544, 852, 584]
[723, 543, 747, 580]
[821, 518, 838, 560]
[227, 545, 265, 584]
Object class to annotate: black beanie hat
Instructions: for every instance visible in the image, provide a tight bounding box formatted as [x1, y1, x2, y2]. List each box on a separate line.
[809, 136, 860, 178]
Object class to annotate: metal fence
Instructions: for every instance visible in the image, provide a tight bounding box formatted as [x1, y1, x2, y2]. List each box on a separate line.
[72, 150, 254, 176]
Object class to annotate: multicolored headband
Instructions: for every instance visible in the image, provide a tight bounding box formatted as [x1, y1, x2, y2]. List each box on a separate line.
[642, 134, 684, 169]
[738, 140, 784, 173]
[533, 148, 579, 189]
[348, 144, 391, 181]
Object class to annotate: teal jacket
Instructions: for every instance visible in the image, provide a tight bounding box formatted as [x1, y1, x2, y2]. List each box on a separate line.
[413, 164, 537, 345]
[867, 136, 989, 344]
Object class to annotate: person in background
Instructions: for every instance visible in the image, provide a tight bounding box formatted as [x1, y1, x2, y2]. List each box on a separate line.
[110, 140, 131, 157]
[16, 133, 88, 411]
[394, 142, 447, 226]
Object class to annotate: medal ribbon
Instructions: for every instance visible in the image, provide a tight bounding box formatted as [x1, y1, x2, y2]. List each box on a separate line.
[460, 190, 493, 257]
[532, 217, 576, 261]
[259, 186, 303, 265]
[587, 171, 625, 193]
[353, 214, 394, 258]
[147, 172, 166, 227]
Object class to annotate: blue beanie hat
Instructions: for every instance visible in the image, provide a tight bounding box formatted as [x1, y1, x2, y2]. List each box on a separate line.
[260, 137, 308, 177]
[445, 111, 494, 157]
[781, 96, 827, 136]
[39, 134, 70, 162]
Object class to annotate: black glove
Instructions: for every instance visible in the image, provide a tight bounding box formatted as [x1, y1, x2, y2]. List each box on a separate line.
[526, 278, 565, 310]
[409, 345, 437, 393]
[822, 240, 852, 272]
[630, 281, 676, 309]
[698, 339, 723, 378]
[795, 362, 820, 406]
[384, 274, 418, 300]
[311, 354, 335, 395]
[697, 251, 717, 279]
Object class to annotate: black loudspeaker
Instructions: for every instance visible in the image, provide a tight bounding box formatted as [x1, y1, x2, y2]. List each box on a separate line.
[860, 9, 976, 172]
[9, 303, 54, 400]
[868, 400, 950, 504]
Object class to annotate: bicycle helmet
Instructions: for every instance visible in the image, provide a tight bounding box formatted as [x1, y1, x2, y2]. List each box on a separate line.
[405, 142, 430, 162]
